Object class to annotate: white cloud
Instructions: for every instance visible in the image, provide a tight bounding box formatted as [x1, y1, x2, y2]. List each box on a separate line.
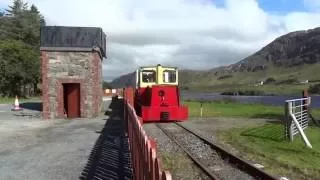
[3, 0, 320, 80]
[284, 12, 320, 31]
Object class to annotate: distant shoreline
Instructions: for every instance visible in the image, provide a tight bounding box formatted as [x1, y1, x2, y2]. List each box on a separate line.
[180, 86, 320, 96]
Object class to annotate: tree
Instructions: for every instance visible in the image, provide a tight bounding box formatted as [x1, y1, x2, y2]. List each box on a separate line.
[0, 1, 46, 97]
[6, 0, 28, 16]
[103, 81, 112, 89]
[29, 4, 46, 27]
[4, 2, 45, 45]
[308, 84, 320, 94]
[0, 40, 38, 96]
[30, 4, 38, 13]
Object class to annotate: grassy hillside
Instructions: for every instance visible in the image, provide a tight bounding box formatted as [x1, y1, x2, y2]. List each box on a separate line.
[179, 63, 320, 95]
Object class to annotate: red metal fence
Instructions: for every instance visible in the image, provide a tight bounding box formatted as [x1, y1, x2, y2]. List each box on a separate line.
[123, 87, 172, 180]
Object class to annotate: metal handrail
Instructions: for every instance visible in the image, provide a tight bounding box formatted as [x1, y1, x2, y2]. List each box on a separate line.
[285, 97, 309, 102]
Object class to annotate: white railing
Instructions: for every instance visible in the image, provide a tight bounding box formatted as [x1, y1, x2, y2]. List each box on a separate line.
[285, 97, 312, 148]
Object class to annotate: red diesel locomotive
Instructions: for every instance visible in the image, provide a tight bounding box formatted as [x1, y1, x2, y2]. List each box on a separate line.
[134, 64, 188, 123]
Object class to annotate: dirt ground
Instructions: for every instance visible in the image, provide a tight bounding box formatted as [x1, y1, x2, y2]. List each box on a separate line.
[0, 101, 111, 180]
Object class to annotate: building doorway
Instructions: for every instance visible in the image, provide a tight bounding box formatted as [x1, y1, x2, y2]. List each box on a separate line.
[63, 83, 80, 118]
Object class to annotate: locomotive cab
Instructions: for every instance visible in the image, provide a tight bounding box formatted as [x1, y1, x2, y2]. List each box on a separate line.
[134, 64, 188, 123]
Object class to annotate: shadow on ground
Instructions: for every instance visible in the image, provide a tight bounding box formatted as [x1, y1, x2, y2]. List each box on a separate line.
[80, 97, 132, 180]
[240, 124, 286, 142]
[20, 102, 42, 111]
[250, 113, 284, 120]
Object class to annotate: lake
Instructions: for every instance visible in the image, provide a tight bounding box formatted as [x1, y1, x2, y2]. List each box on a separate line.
[181, 91, 320, 108]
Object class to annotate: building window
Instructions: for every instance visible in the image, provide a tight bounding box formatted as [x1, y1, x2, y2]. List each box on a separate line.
[142, 70, 156, 83]
[163, 70, 176, 83]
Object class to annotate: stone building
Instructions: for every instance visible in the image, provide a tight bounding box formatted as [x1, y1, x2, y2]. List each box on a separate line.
[40, 26, 107, 119]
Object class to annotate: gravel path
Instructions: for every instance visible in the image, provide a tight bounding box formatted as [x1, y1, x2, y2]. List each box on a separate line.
[0, 101, 112, 180]
[143, 123, 210, 180]
[157, 123, 255, 180]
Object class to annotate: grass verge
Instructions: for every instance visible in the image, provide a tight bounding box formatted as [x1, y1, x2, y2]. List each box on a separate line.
[0, 96, 40, 104]
[217, 124, 320, 179]
[182, 100, 320, 120]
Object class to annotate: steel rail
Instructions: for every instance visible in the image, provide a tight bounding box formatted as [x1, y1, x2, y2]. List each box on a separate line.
[175, 122, 278, 180]
[155, 123, 220, 180]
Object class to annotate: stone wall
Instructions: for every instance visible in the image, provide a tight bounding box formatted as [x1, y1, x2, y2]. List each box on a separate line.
[41, 51, 103, 119]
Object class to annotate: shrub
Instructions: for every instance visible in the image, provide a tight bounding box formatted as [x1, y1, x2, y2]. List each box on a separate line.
[220, 90, 265, 96]
[265, 77, 276, 84]
[308, 84, 320, 94]
[217, 74, 233, 80]
[276, 78, 298, 85]
[180, 86, 189, 90]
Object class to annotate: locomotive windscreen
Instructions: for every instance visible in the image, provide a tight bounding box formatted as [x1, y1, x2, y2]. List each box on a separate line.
[163, 70, 176, 83]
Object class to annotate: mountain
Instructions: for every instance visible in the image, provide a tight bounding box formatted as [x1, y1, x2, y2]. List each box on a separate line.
[110, 27, 320, 92]
[109, 72, 136, 88]
[228, 27, 320, 73]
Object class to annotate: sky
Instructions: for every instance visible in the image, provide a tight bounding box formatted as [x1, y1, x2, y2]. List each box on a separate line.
[1, 0, 320, 81]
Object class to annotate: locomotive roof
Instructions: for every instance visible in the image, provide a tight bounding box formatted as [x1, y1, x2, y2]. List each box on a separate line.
[139, 65, 177, 69]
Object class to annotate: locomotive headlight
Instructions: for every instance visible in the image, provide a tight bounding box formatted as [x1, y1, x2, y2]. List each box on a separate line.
[158, 90, 165, 97]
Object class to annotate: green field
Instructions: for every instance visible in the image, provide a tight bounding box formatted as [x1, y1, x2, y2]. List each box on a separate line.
[182, 100, 320, 119]
[218, 124, 320, 179]
[184, 100, 320, 179]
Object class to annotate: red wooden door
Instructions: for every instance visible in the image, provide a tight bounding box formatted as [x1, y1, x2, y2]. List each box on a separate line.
[67, 83, 80, 118]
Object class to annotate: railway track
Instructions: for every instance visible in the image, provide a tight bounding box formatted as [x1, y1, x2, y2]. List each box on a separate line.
[156, 122, 278, 180]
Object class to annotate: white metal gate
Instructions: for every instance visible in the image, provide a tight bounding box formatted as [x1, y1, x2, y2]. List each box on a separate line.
[285, 97, 312, 148]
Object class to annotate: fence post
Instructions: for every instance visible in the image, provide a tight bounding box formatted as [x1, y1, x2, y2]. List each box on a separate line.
[284, 101, 289, 140]
[302, 89, 307, 111]
[302, 89, 311, 120]
[288, 101, 294, 142]
[200, 98, 204, 118]
[200, 102, 203, 118]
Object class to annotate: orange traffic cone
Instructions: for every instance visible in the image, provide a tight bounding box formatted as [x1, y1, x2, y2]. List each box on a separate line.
[11, 96, 23, 111]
